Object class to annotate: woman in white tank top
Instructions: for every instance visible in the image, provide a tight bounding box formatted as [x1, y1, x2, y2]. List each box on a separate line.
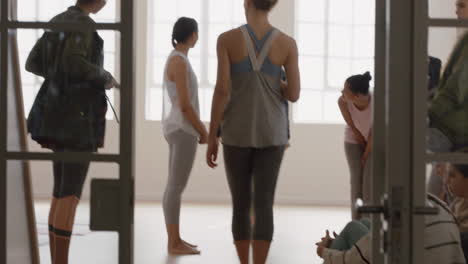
[161, 17, 207, 255]
[338, 72, 373, 220]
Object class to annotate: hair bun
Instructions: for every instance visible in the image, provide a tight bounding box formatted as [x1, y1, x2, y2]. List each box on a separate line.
[252, 0, 278, 11]
[363, 71, 372, 82]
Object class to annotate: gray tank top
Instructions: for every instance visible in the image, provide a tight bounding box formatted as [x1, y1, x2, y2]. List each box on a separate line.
[221, 25, 288, 148]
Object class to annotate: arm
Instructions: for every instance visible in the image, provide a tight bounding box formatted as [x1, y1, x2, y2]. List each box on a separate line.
[282, 38, 300, 102]
[171, 56, 207, 143]
[206, 33, 232, 168]
[430, 49, 468, 116]
[458, 58, 468, 104]
[320, 234, 371, 264]
[362, 130, 373, 165]
[338, 96, 367, 146]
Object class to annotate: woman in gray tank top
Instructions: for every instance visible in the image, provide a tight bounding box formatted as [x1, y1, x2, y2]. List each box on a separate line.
[206, 0, 301, 263]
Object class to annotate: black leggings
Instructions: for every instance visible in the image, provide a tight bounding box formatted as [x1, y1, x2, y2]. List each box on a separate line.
[52, 149, 90, 199]
[223, 144, 285, 241]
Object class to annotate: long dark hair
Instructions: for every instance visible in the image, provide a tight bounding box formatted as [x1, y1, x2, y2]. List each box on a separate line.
[172, 17, 198, 48]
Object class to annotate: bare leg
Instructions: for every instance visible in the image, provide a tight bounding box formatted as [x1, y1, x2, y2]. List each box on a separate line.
[252, 240, 271, 264]
[48, 197, 57, 263]
[166, 224, 200, 255]
[53, 196, 79, 264]
[235, 240, 250, 264]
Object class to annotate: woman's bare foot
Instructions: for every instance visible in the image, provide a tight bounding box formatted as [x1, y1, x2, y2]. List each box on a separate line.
[181, 239, 198, 248]
[168, 240, 201, 255]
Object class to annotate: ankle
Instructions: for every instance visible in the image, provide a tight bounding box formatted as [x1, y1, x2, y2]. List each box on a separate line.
[168, 237, 182, 247]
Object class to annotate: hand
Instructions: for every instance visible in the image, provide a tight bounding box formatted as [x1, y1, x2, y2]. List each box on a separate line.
[354, 133, 367, 147]
[280, 80, 288, 98]
[361, 150, 370, 167]
[316, 243, 326, 258]
[206, 136, 219, 168]
[199, 128, 208, 144]
[338, 94, 349, 106]
[105, 77, 120, 90]
[315, 230, 334, 258]
[436, 163, 448, 179]
[281, 79, 288, 89]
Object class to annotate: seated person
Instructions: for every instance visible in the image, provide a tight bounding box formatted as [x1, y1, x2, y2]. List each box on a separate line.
[447, 164, 468, 262]
[315, 194, 465, 264]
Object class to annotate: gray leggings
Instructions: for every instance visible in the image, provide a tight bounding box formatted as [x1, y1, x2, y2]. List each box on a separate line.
[163, 130, 198, 225]
[223, 144, 285, 241]
[344, 143, 371, 220]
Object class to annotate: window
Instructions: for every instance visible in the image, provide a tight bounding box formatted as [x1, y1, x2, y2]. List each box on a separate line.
[146, 0, 245, 121]
[17, 0, 118, 119]
[295, 0, 375, 123]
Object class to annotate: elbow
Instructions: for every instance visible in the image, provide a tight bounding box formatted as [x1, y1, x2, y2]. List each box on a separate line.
[289, 94, 300, 103]
[284, 85, 300, 102]
[287, 91, 300, 102]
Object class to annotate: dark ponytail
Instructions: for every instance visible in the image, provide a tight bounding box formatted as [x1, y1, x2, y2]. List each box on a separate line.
[171, 17, 198, 48]
[346, 71, 372, 95]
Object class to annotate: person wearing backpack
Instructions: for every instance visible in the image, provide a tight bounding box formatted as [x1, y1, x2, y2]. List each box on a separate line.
[426, 0, 468, 206]
[25, 1, 119, 263]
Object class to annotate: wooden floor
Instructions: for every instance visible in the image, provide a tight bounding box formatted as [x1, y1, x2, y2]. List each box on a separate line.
[35, 202, 349, 264]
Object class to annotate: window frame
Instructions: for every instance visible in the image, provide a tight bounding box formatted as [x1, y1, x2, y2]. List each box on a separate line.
[294, 0, 375, 124]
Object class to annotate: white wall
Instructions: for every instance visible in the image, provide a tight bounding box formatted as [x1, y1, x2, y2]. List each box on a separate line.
[429, 0, 458, 64]
[29, 0, 460, 207]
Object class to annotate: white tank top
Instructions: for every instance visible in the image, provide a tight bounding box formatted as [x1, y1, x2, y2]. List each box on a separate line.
[162, 50, 200, 137]
[344, 94, 373, 144]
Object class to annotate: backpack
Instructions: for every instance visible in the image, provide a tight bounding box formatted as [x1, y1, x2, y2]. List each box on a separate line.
[25, 31, 68, 79]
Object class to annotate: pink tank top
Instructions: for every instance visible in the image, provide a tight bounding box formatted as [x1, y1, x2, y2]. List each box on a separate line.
[344, 95, 373, 144]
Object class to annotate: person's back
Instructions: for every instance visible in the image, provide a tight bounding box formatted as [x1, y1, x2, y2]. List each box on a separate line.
[24, 2, 119, 264]
[424, 196, 466, 264]
[26, 4, 116, 151]
[206, 1, 300, 264]
[219, 24, 297, 147]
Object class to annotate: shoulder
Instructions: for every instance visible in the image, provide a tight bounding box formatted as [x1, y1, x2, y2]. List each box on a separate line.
[50, 9, 95, 34]
[168, 55, 188, 70]
[53, 8, 94, 23]
[274, 30, 297, 50]
[75, 14, 95, 24]
[427, 194, 458, 222]
[218, 28, 242, 44]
